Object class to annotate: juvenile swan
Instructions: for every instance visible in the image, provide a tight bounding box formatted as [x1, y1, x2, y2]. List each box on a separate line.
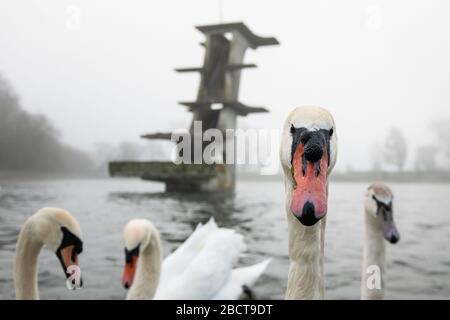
[362, 183, 400, 299]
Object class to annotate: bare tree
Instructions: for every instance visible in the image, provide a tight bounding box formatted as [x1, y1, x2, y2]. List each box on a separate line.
[384, 126, 408, 171]
[370, 143, 384, 172]
[415, 145, 438, 171]
[116, 141, 141, 160]
[431, 118, 450, 168]
[141, 141, 170, 161]
[92, 141, 143, 174]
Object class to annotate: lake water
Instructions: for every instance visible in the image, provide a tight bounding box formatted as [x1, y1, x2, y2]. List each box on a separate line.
[0, 178, 449, 299]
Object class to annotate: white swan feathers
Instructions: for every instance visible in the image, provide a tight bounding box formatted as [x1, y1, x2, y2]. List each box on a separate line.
[122, 218, 271, 300]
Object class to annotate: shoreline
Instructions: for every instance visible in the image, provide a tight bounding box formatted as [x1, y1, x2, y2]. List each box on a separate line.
[237, 171, 450, 183]
[2, 171, 450, 184]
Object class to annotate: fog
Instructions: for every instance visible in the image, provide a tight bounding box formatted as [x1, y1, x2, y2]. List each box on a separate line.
[0, 75, 165, 175]
[0, 75, 92, 175]
[1, 0, 450, 172]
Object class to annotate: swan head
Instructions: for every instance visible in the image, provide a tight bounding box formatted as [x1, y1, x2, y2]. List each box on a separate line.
[121, 219, 157, 289]
[365, 183, 400, 244]
[280, 106, 337, 226]
[29, 207, 83, 287]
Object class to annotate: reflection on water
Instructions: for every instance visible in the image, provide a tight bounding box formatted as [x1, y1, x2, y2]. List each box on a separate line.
[0, 179, 449, 299]
[108, 190, 243, 230]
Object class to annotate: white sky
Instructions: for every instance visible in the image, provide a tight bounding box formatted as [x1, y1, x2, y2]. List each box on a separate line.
[1, 0, 449, 170]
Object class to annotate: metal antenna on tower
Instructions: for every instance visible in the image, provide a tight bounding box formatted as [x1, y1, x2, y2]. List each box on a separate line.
[218, 0, 223, 23]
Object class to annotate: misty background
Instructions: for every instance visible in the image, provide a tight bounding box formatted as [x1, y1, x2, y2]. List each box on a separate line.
[1, 0, 450, 175]
[1, 1, 450, 301]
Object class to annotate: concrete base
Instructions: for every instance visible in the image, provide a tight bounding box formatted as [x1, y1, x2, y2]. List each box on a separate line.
[108, 161, 233, 192]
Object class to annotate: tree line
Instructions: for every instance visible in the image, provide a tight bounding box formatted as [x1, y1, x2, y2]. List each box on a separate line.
[0, 73, 169, 176]
[371, 123, 450, 172]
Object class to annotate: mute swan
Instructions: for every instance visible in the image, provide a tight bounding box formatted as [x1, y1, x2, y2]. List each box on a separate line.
[362, 183, 400, 300]
[121, 218, 271, 300]
[280, 106, 337, 299]
[14, 207, 83, 300]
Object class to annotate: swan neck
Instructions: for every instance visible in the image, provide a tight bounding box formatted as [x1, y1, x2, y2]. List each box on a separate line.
[15, 222, 43, 300]
[127, 229, 162, 300]
[361, 212, 385, 300]
[285, 183, 326, 299]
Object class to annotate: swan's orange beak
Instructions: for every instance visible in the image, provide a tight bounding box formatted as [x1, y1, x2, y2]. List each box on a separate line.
[59, 245, 79, 269]
[291, 142, 329, 226]
[56, 227, 83, 289]
[122, 255, 138, 289]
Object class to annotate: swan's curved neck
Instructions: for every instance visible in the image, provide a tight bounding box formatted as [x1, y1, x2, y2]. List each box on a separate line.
[361, 212, 385, 300]
[285, 183, 326, 299]
[127, 230, 162, 300]
[15, 222, 43, 300]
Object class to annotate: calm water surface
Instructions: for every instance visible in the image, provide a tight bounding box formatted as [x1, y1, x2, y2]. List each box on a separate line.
[0, 179, 449, 299]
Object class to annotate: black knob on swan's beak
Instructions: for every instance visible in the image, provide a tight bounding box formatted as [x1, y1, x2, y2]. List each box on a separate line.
[304, 141, 323, 163]
[389, 234, 399, 244]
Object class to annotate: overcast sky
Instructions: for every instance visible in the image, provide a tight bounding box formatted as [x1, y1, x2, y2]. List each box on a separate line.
[1, 0, 449, 170]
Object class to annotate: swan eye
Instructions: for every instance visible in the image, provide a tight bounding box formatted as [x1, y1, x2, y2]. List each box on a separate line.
[372, 195, 381, 206]
[329, 128, 333, 137]
[125, 244, 140, 263]
[290, 125, 296, 134]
